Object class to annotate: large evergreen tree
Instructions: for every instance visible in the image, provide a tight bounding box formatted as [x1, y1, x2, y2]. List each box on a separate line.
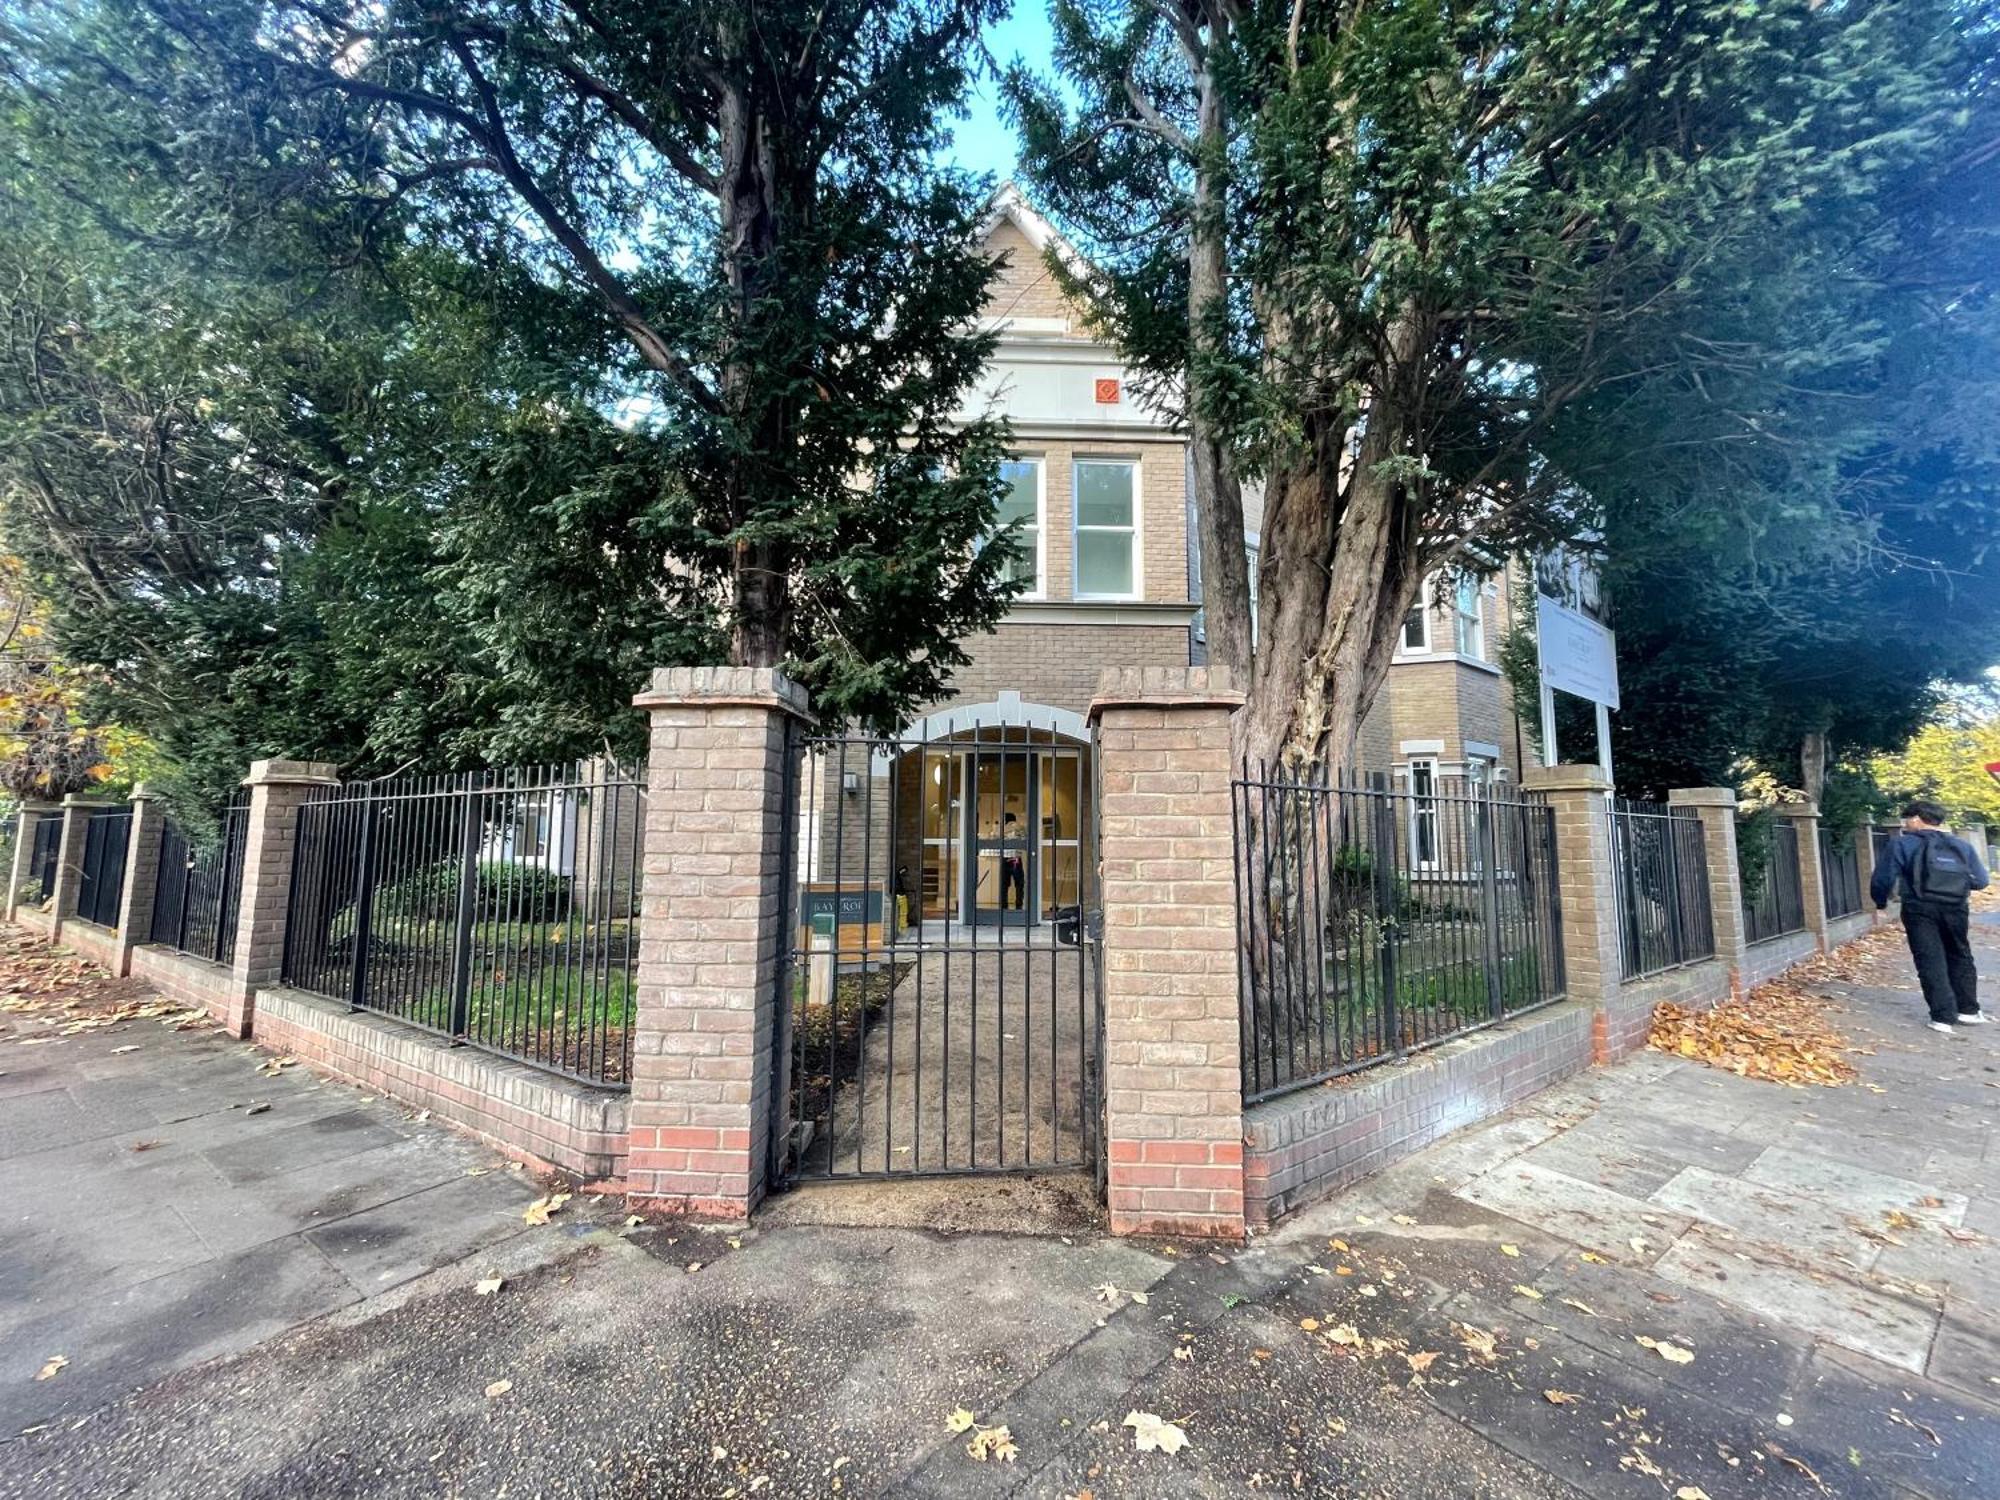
[1011, 0, 2000, 772]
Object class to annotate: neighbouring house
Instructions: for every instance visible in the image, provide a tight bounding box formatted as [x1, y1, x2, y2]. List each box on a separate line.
[802, 186, 1528, 933]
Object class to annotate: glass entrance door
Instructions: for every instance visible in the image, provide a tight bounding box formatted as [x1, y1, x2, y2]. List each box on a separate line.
[964, 749, 1037, 925]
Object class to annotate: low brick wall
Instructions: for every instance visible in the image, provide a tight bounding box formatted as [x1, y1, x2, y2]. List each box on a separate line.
[57, 918, 121, 974]
[130, 945, 245, 1025]
[254, 987, 629, 1180]
[16, 906, 53, 939]
[1742, 929, 1820, 989]
[1243, 1002, 1593, 1228]
[1826, 910, 1872, 948]
[1596, 957, 1731, 1061]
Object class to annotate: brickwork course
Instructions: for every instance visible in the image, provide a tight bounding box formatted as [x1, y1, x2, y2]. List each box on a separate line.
[1090, 665, 1247, 1239]
[625, 666, 810, 1219]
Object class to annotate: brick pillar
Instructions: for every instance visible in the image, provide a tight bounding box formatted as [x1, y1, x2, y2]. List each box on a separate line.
[1522, 765, 1626, 1061]
[109, 786, 166, 976]
[1776, 802, 1827, 951]
[1089, 665, 1246, 1241]
[1669, 787, 1746, 996]
[1855, 823, 1881, 910]
[51, 795, 111, 940]
[626, 666, 811, 1219]
[225, 759, 340, 1037]
[4, 801, 58, 921]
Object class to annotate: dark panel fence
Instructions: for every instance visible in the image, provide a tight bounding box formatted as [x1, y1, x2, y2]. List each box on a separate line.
[25, 816, 60, 906]
[152, 801, 250, 964]
[75, 807, 131, 929]
[1232, 767, 1566, 1105]
[281, 762, 645, 1086]
[1607, 800, 1716, 980]
[1742, 818, 1806, 945]
[1821, 827, 1864, 920]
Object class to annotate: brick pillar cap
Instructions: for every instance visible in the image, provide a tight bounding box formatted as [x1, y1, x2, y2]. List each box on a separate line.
[1772, 801, 1821, 819]
[58, 793, 120, 808]
[242, 759, 341, 788]
[20, 798, 62, 812]
[1522, 763, 1610, 794]
[1667, 787, 1738, 808]
[129, 782, 160, 801]
[633, 665, 813, 720]
[1088, 665, 1245, 721]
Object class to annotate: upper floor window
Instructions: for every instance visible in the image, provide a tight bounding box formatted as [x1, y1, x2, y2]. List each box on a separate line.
[1454, 577, 1485, 660]
[1074, 459, 1139, 599]
[1402, 581, 1432, 653]
[992, 457, 1044, 595]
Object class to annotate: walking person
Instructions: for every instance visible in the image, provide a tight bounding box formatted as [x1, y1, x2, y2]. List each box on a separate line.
[1870, 800, 1990, 1033]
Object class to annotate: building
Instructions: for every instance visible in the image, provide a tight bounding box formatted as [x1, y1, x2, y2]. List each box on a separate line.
[805, 186, 1526, 932]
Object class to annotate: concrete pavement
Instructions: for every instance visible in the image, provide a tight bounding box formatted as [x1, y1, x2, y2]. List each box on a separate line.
[0, 918, 1995, 1497]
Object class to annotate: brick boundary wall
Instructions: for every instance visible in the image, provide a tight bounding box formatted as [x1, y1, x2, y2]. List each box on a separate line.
[1595, 957, 1732, 1061]
[55, 919, 121, 974]
[1244, 1004, 1592, 1227]
[1826, 910, 1873, 949]
[1741, 929, 1822, 989]
[255, 987, 629, 1179]
[1090, 666, 1248, 1240]
[130, 945, 243, 1017]
[15, 906, 53, 939]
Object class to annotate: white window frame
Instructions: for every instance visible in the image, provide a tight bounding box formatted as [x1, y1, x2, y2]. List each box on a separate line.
[1401, 579, 1434, 656]
[1406, 757, 1440, 870]
[992, 455, 1046, 600]
[1071, 456, 1143, 601]
[1454, 577, 1485, 660]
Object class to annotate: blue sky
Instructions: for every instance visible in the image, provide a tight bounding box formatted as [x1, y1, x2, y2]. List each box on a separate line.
[943, 7, 1058, 182]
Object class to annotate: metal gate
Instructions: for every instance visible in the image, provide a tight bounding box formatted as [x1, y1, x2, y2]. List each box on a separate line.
[771, 720, 1104, 1184]
[76, 807, 132, 929]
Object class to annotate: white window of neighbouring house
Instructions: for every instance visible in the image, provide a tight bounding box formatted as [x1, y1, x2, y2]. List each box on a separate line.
[1402, 580, 1432, 653]
[1073, 459, 1139, 599]
[992, 457, 1044, 595]
[1454, 577, 1485, 660]
[1407, 758, 1439, 867]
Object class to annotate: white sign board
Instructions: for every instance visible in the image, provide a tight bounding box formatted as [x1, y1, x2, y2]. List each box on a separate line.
[1533, 553, 1620, 710]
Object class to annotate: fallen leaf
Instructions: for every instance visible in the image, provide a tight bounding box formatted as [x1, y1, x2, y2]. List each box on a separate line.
[1390, 1214, 1417, 1226]
[1405, 1350, 1439, 1374]
[522, 1192, 571, 1226]
[1560, 1298, 1598, 1317]
[1129, 1289, 1149, 1305]
[1172, 1345, 1193, 1362]
[129, 1139, 163, 1153]
[1580, 1251, 1607, 1264]
[1635, 1335, 1694, 1364]
[35, 1355, 66, 1381]
[110, 1045, 139, 1055]
[484, 1379, 512, 1399]
[244, 1102, 271, 1116]
[1455, 1323, 1498, 1363]
[1543, 1390, 1581, 1405]
[945, 1408, 977, 1433]
[1629, 1236, 1650, 1255]
[1123, 1411, 1190, 1455]
[1499, 1244, 1521, 1258]
[1512, 1284, 1544, 1301]
[1299, 1318, 1321, 1333]
[623, 1214, 644, 1228]
[1324, 1324, 1363, 1347]
[474, 1275, 504, 1297]
[1676, 1488, 1714, 1500]
[964, 1425, 1018, 1463]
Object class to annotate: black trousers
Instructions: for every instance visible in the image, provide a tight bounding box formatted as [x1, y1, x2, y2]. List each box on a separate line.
[1900, 899, 1981, 1023]
[1000, 857, 1025, 911]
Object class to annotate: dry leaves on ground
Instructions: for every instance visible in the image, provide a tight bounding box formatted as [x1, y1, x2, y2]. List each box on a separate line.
[1123, 1411, 1190, 1456]
[1635, 1335, 1695, 1364]
[522, 1192, 571, 1226]
[1647, 980, 1857, 1088]
[964, 1425, 1018, 1463]
[34, 1355, 67, 1381]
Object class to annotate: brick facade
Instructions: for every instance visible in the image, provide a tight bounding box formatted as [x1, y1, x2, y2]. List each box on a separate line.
[110, 786, 165, 976]
[625, 666, 810, 1220]
[220, 760, 339, 1038]
[4, 801, 58, 922]
[1669, 788, 1749, 997]
[1091, 666, 1247, 1239]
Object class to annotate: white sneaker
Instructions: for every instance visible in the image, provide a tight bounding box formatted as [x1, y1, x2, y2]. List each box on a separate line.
[1959, 1012, 1992, 1025]
[1929, 1021, 1960, 1034]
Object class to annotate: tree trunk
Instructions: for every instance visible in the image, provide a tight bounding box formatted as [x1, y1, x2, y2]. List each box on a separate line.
[716, 49, 792, 670]
[1800, 729, 1828, 800]
[1186, 57, 1252, 676]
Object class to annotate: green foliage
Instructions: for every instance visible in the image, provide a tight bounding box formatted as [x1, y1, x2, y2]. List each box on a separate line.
[1873, 708, 2000, 824]
[375, 860, 574, 925]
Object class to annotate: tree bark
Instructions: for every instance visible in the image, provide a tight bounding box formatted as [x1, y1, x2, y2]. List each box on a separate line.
[1186, 53, 1253, 678]
[715, 47, 792, 670]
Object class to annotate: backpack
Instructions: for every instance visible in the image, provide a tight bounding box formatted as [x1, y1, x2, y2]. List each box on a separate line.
[1909, 831, 1974, 903]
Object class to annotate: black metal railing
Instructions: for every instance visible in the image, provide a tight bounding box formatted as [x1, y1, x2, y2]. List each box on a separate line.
[75, 807, 132, 929]
[1608, 799, 1715, 980]
[1232, 767, 1566, 1105]
[281, 762, 645, 1087]
[1742, 818, 1806, 945]
[1820, 827, 1864, 920]
[25, 814, 60, 906]
[152, 801, 250, 964]
[772, 722, 1102, 1183]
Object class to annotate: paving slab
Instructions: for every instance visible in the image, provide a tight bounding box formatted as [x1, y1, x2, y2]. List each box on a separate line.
[1457, 1159, 1692, 1265]
[1653, 1234, 1940, 1374]
[1743, 1145, 1970, 1226]
[1651, 1163, 1886, 1270]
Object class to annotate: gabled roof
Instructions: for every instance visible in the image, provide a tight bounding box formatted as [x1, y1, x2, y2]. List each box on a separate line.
[977, 181, 1094, 285]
